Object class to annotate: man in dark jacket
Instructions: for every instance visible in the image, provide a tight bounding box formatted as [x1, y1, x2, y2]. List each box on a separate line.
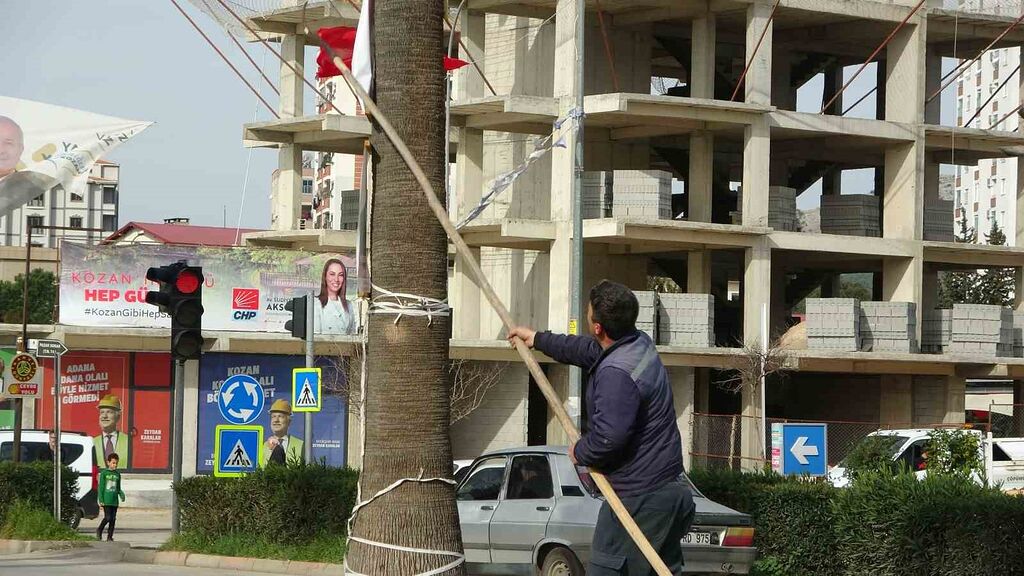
[509, 280, 695, 575]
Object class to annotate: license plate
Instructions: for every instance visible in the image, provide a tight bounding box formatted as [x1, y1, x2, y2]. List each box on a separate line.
[682, 531, 712, 545]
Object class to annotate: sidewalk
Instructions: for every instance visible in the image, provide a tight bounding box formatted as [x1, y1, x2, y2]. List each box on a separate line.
[80, 507, 172, 548]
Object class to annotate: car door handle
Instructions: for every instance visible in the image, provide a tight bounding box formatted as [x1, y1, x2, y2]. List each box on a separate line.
[481, 505, 494, 511]
[536, 506, 550, 511]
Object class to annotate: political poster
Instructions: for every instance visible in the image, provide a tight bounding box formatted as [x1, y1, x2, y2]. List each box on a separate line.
[0, 96, 151, 215]
[196, 353, 347, 474]
[59, 243, 359, 335]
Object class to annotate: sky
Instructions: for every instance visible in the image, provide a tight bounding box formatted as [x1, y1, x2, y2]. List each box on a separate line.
[1, 0, 300, 229]
[2, 2, 964, 225]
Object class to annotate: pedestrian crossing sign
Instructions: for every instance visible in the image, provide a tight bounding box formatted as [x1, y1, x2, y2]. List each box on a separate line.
[292, 368, 322, 413]
[214, 425, 263, 477]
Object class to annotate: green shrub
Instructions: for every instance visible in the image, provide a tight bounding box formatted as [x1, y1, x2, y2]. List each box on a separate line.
[162, 532, 347, 564]
[0, 501, 87, 541]
[925, 429, 983, 479]
[687, 467, 789, 514]
[174, 462, 358, 544]
[841, 434, 906, 479]
[0, 462, 79, 525]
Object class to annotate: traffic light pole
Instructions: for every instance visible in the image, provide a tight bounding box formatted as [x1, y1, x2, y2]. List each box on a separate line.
[171, 357, 185, 534]
[303, 294, 314, 464]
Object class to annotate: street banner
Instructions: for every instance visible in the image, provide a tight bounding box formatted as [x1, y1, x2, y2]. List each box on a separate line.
[60, 243, 359, 335]
[196, 353, 347, 473]
[0, 96, 151, 215]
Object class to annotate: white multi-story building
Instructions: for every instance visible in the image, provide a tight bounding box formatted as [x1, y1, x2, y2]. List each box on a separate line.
[312, 78, 364, 231]
[0, 159, 120, 248]
[955, 0, 1020, 245]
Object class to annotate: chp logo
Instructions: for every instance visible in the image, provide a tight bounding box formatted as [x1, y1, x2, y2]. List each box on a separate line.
[232, 288, 259, 321]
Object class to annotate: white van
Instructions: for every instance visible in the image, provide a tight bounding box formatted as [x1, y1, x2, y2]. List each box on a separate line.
[0, 429, 100, 527]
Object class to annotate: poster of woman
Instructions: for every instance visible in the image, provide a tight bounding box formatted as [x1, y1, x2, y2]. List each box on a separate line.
[313, 258, 356, 335]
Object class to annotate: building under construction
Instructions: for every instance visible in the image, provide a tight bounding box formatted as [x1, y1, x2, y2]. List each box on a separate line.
[242, 0, 1024, 468]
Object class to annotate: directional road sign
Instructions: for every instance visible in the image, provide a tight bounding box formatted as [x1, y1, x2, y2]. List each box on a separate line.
[217, 374, 265, 425]
[34, 339, 68, 358]
[772, 423, 828, 476]
[214, 425, 263, 477]
[292, 368, 321, 413]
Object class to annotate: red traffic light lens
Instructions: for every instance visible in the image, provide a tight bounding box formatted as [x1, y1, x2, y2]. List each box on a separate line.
[176, 270, 201, 294]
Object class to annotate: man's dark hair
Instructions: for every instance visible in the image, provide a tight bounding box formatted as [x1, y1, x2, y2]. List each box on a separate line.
[588, 280, 639, 340]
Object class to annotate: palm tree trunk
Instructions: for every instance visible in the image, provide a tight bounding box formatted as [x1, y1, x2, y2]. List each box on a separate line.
[347, 0, 464, 574]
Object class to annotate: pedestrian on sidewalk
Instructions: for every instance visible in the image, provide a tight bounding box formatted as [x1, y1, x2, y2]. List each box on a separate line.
[508, 280, 695, 575]
[96, 453, 125, 541]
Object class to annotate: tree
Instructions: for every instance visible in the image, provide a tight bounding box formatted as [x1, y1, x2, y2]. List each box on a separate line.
[938, 217, 1014, 307]
[0, 269, 56, 324]
[346, 0, 465, 573]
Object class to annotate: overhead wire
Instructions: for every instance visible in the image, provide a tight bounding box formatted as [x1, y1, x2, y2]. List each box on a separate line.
[594, 0, 621, 93]
[964, 64, 1020, 127]
[820, 0, 927, 114]
[199, 0, 279, 95]
[926, 12, 1024, 104]
[169, 0, 279, 118]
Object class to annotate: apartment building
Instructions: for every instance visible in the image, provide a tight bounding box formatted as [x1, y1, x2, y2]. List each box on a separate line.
[242, 0, 1024, 469]
[0, 159, 120, 248]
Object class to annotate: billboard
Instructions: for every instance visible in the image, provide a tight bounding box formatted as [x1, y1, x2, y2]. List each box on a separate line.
[35, 351, 172, 472]
[60, 243, 359, 335]
[0, 96, 151, 215]
[196, 353, 348, 473]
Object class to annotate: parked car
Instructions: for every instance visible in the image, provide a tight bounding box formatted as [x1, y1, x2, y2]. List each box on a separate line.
[456, 446, 757, 575]
[828, 428, 1024, 493]
[0, 430, 99, 527]
[453, 459, 474, 484]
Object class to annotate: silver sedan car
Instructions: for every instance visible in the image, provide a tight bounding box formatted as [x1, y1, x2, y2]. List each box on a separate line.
[456, 446, 757, 575]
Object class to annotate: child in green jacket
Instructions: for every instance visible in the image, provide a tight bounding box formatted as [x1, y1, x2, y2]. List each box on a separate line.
[96, 453, 126, 541]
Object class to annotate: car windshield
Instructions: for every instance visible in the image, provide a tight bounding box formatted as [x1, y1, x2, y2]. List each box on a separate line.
[837, 434, 909, 468]
[0, 441, 84, 464]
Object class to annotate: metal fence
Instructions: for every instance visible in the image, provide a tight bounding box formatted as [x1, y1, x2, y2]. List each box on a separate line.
[689, 412, 983, 471]
[986, 404, 1024, 438]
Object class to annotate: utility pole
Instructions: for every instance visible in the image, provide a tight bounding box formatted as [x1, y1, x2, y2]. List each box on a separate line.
[171, 358, 185, 533]
[303, 293, 314, 464]
[567, 0, 586, 428]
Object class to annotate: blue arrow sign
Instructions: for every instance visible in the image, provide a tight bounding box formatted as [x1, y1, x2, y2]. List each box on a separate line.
[217, 374, 265, 425]
[215, 425, 262, 477]
[292, 368, 321, 413]
[779, 423, 828, 477]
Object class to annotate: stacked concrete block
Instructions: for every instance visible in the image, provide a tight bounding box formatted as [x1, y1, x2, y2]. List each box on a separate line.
[820, 195, 881, 237]
[657, 293, 715, 347]
[922, 309, 952, 354]
[634, 291, 658, 342]
[338, 189, 360, 230]
[582, 171, 613, 219]
[858, 302, 918, 353]
[1013, 312, 1024, 358]
[806, 298, 860, 351]
[731, 187, 797, 230]
[923, 199, 954, 242]
[997, 308, 1015, 358]
[767, 186, 798, 231]
[611, 170, 673, 220]
[948, 304, 1004, 356]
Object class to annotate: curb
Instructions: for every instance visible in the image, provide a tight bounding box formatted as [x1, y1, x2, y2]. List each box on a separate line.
[0, 539, 344, 575]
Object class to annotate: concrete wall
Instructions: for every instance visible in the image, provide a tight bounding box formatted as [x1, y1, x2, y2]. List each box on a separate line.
[450, 361, 529, 459]
[0, 246, 58, 282]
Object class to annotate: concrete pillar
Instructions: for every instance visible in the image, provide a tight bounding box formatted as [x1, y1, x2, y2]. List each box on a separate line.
[687, 252, 712, 293]
[272, 34, 305, 231]
[925, 47, 942, 125]
[883, 253, 923, 341]
[922, 263, 939, 314]
[943, 376, 966, 425]
[182, 359, 199, 477]
[741, 240, 770, 468]
[822, 66, 842, 116]
[880, 375, 913, 426]
[771, 47, 795, 110]
[689, 14, 715, 291]
[742, 117, 771, 227]
[743, 3, 773, 105]
[452, 11, 486, 340]
[691, 13, 716, 100]
[545, 364, 572, 446]
[669, 366, 696, 471]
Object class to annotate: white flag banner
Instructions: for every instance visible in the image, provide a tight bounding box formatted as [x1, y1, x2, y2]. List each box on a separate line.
[0, 96, 152, 215]
[350, 0, 373, 95]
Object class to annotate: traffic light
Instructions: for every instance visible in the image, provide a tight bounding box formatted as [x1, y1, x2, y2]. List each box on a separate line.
[145, 261, 204, 360]
[284, 295, 308, 340]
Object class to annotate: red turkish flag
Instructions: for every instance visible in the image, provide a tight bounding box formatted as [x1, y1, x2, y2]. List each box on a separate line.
[316, 26, 357, 80]
[316, 25, 469, 80]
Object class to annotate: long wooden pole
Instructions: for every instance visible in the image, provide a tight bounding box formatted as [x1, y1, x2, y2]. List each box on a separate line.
[307, 25, 674, 576]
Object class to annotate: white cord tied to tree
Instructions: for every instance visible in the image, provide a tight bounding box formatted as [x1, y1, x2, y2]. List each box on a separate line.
[369, 284, 451, 326]
[344, 471, 465, 576]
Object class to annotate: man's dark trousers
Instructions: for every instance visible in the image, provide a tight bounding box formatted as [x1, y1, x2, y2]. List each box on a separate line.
[589, 479, 696, 575]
